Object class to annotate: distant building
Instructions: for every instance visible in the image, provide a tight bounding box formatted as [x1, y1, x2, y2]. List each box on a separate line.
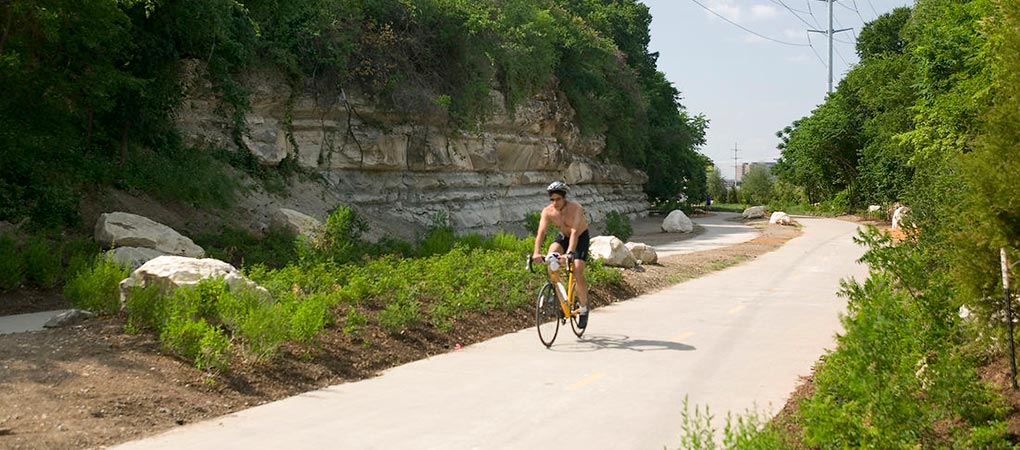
[735, 161, 776, 184]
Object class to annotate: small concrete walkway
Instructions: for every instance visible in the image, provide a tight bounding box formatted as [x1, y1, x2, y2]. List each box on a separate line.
[649, 211, 759, 258]
[0, 310, 70, 335]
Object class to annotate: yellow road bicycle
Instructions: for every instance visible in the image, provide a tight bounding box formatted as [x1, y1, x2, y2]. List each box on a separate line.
[527, 253, 587, 347]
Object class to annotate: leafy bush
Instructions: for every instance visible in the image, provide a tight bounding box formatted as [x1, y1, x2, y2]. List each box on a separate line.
[306, 205, 369, 265]
[160, 317, 231, 373]
[524, 212, 541, 235]
[63, 254, 129, 314]
[342, 307, 368, 337]
[0, 234, 24, 291]
[416, 212, 457, 257]
[124, 283, 169, 333]
[378, 296, 422, 335]
[197, 225, 300, 269]
[604, 211, 633, 242]
[798, 228, 1006, 448]
[23, 237, 62, 288]
[288, 293, 334, 345]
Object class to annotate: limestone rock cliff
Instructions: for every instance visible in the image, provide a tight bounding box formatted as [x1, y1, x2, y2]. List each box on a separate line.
[175, 61, 649, 238]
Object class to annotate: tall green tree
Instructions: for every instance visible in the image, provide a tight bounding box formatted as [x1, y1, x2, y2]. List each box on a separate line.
[706, 166, 727, 204]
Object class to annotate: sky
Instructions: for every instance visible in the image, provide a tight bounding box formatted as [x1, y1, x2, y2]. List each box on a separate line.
[639, 0, 914, 180]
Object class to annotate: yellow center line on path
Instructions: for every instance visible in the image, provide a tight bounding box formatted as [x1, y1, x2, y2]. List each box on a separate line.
[568, 373, 605, 391]
[671, 331, 695, 342]
[728, 305, 746, 315]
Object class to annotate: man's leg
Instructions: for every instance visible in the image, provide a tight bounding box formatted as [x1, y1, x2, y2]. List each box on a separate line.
[573, 259, 588, 309]
[574, 258, 589, 328]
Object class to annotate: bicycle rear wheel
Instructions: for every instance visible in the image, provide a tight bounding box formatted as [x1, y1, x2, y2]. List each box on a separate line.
[569, 295, 587, 337]
[567, 279, 591, 334]
[536, 283, 560, 347]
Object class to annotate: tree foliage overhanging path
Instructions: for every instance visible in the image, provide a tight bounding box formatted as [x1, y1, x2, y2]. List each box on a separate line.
[0, 0, 709, 228]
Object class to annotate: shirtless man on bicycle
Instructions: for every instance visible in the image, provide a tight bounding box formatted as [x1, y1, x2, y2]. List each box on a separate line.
[531, 181, 590, 328]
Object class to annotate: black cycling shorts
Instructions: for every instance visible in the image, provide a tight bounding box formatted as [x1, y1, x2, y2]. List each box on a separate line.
[554, 230, 591, 261]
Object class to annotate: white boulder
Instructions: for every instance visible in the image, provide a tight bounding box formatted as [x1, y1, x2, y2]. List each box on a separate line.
[768, 211, 792, 225]
[95, 212, 204, 257]
[867, 205, 882, 213]
[109, 247, 167, 271]
[741, 206, 767, 219]
[625, 242, 658, 265]
[590, 236, 637, 268]
[892, 206, 911, 230]
[271, 208, 322, 238]
[119, 255, 268, 310]
[661, 210, 694, 233]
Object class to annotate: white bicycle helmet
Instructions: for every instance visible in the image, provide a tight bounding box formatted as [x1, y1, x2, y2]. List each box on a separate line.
[546, 181, 569, 194]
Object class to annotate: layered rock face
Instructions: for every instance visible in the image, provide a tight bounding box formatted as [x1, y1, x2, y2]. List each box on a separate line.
[176, 62, 649, 237]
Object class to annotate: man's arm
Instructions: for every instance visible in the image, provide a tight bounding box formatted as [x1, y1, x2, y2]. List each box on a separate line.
[532, 210, 549, 259]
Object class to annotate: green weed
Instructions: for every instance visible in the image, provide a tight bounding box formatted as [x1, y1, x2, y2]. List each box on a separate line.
[63, 254, 129, 314]
[604, 211, 633, 242]
[0, 234, 24, 291]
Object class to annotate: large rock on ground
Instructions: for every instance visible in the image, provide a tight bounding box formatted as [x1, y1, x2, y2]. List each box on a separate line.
[661, 210, 694, 233]
[742, 206, 767, 219]
[109, 247, 167, 271]
[625, 242, 658, 265]
[95, 212, 204, 257]
[119, 255, 267, 309]
[590, 235, 636, 268]
[768, 211, 792, 225]
[892, 206, 911, 230]
[270, 208, 322, 239]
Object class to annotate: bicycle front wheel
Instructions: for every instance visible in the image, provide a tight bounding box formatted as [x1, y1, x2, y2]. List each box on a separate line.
[536, 283, 560, 347]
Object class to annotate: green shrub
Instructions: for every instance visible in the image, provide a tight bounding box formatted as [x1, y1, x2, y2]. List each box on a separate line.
[0, 234, 24, 291]
[524, 211, 541, 235]
[23, 237, 62, 288]
[417, 212, 457, 257]
[125, 283, 170, 332]
[288, 293, 334, 345]
[342, 308, 368, 336]
[160, 317, 231, 372]
[604, 211, 633, 242]
[63, 254, 129, 314]
[305, 205, 369, 265]
[197, 225, 300, 269]
[378, 296, 421, 335]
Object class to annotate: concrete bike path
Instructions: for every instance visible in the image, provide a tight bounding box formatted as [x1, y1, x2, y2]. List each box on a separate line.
[114, 216, 867, 450]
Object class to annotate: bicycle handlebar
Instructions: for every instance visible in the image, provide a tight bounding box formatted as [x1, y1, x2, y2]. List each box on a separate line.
[526, 253, 573, 273]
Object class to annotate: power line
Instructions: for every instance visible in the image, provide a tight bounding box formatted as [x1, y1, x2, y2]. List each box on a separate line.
[864, 0, 880, 17]
[806, 33, 828, 66]
[846, 0, 870, 23]
[687, 0, 811, 47]
[771, 0, 822, 29]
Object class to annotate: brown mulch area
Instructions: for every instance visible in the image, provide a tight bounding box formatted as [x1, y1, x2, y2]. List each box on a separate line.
[0, 220, 803, 449]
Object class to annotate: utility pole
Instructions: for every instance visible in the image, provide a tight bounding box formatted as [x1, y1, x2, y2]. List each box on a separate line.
[808, 0, 853, 94]
[732, 143, 739, 184]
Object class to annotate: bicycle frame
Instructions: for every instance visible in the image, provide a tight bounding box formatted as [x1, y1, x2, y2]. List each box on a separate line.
[543, 255, 577, 318]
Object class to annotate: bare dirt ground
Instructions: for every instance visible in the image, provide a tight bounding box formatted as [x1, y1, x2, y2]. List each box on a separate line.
[5, 214, 1006, 449]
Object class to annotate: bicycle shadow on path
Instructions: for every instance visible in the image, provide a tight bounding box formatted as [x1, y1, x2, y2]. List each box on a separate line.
[545, 333, 695, 353]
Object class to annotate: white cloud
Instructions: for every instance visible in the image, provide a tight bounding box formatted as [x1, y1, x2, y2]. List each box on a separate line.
[750, 4, 779, 20]
[706, 0, 742, 23]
